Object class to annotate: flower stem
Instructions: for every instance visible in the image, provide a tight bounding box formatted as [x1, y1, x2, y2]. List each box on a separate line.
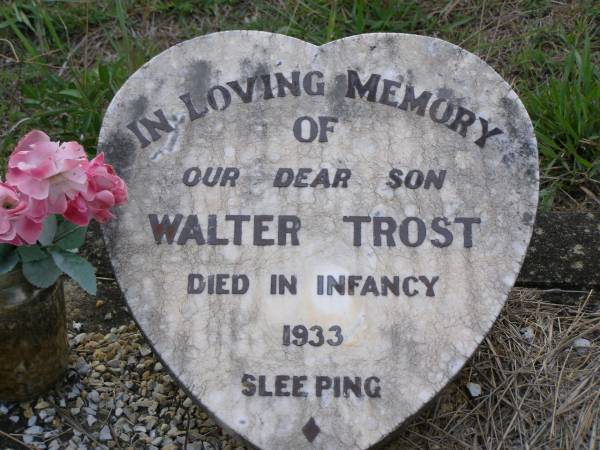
[52, 225, 82, 244]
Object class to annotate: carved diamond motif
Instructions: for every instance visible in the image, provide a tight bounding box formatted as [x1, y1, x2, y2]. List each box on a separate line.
[302, 417, 320, 443]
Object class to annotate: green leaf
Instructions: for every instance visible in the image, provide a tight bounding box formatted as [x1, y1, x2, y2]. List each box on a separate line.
[59, 89, 84, 99]
[98, 64, 110, 85]
[51, 249, 96, 295]
[55, 216, 73, 233]
[0, 249, 18, 274]
[56, 226, 87, 250]
[38, 215, 57, 246]
[0, 244, 15, 258]
[22, 257, 61, 288]
[18, 245, 48, 262]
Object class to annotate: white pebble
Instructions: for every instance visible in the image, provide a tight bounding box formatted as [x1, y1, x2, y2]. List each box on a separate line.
[25, 425, 44, 435]
[574, 338, 591, 349]
[107, 359, 120, 369]
[68, 387, 81, 399]
[43, 430, 59, 439]
[520, 327, 534, 344]
[99, 425, 112, 441]
[35, 400, 50, 410]
[466, 382, 482, 397]
[88, 390, 100, 403]
[76, 362, 91, 376]
[74, 333, 87, 345]
[87, 415, 97, 427]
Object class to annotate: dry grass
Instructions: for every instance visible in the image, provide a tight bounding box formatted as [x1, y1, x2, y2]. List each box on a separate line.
[389, 289, 600, 449]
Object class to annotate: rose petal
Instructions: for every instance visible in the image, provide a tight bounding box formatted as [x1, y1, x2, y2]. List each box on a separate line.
[12, 130, 50, 155]
[8, 170, 50, 200]
[59, 141, 87, 160]
[13, 216, 43, 244]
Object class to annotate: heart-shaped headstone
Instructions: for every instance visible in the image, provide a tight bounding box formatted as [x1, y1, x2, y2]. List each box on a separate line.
[99, 31, 538, 449]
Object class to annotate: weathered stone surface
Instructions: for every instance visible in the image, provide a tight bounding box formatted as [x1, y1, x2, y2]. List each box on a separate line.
[99, 32, 538, 449]
[535, 289, 598, 306]
[519, 212, 600, 288]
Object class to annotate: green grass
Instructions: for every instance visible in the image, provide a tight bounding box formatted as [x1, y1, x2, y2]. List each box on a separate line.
[524, 37, 599, 209]
[0, 0, 598, 209]
[0, 1, 157, 155]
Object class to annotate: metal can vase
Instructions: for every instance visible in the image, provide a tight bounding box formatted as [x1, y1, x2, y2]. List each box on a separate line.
[0, 270, 68, 402]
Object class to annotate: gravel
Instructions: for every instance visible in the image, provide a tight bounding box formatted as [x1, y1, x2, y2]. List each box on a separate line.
[0, 322, 245, 450]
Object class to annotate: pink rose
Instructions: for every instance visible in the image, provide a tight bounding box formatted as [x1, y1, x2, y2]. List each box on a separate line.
[0, 183, 43, 245]
[62, 194, 89, 226]
[7, 130, 88, 215]
[64, 153, 128, 226]
[86, 153, 128, 207]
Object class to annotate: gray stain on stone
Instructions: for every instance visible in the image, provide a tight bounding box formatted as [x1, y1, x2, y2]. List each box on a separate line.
[405, 69, 415, 85]
[241, 59, 271, 100]
[329, 73, 352, 119]
[500, 96, 521, 139]
[99, 129, 137, 181]
[185, 60, 212, 100]
[502, 152, 516, 166]
[522, 212, 533, 225]
[436, 86, 454, 101]
[131, 95, 148, 121]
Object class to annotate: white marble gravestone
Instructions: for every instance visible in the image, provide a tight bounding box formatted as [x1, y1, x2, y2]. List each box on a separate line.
[99, 31, 538, 449]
